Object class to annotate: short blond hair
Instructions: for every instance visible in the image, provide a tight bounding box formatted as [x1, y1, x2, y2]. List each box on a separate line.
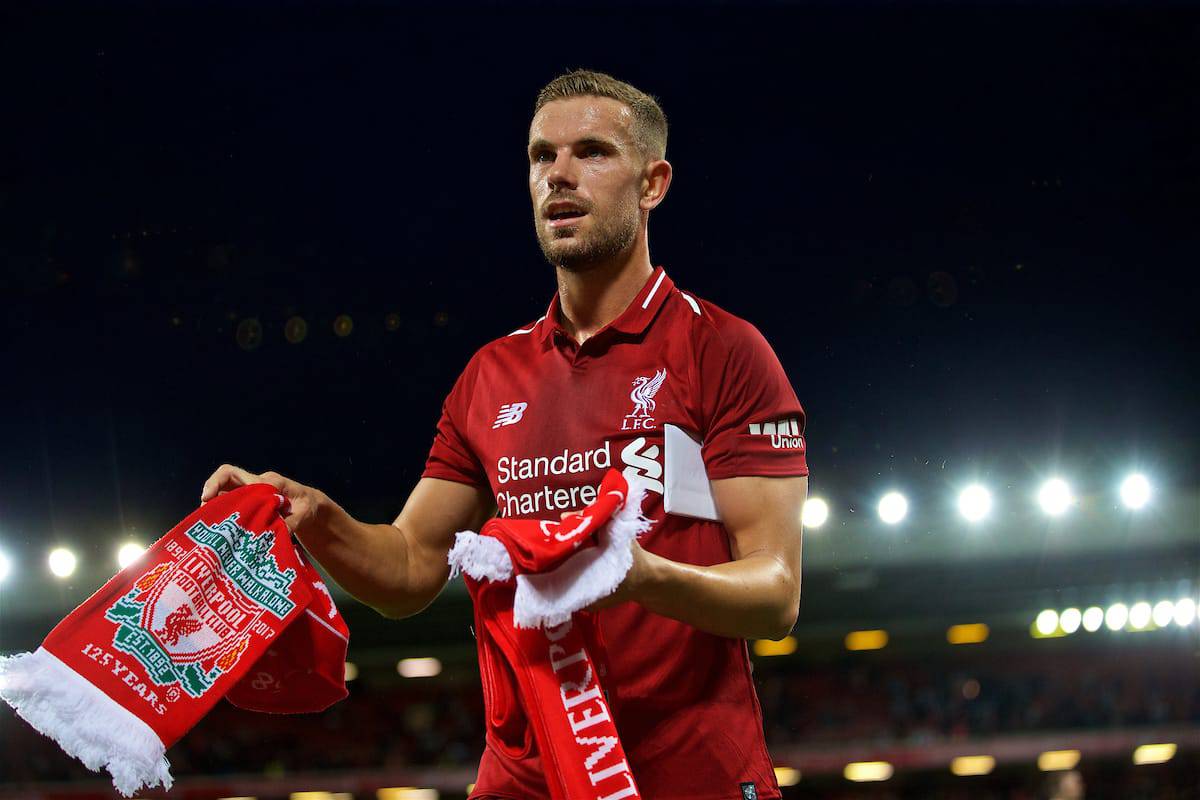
[534, 69, 668, 162]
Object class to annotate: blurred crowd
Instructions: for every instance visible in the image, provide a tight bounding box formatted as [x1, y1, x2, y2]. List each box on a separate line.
[756, 650, 1200, 747]
[1, 650, 1196, 793]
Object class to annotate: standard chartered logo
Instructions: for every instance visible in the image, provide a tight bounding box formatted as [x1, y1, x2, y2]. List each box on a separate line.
[491, 438, 664, 518]
[620, 437, 664, 495]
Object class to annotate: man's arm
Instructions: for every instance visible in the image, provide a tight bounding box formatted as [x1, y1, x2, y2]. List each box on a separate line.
[588, 475, 806, 641]
[200, 465, 494, 620]
[313, 477, 494, 619]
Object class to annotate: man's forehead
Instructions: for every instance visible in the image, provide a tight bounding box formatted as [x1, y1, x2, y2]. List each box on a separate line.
[528, 95, 634, 145]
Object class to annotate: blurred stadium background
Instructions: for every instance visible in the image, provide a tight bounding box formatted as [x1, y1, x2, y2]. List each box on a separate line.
[1, 1, 1197, 798]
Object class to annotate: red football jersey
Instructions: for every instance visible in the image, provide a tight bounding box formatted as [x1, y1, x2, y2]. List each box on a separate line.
[423, 266, 808, 800]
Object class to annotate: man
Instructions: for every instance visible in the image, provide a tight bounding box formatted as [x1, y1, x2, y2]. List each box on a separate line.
[201, 69, 809, 800]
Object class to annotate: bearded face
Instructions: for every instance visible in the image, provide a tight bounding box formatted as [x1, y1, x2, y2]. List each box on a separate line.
[528, 96, 646, 273]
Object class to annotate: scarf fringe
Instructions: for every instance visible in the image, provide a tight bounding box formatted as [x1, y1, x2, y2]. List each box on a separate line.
[513, 483, 653, 629]
[448, 530, 514, 581]
[0, 647, 173, 797]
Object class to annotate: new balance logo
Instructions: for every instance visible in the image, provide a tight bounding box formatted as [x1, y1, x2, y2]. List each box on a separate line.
[748, 418, 804, 449]
[492, 402, 528, 429]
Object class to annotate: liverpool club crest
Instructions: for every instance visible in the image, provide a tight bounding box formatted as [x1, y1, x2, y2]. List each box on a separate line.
[622, 368, 667, 431]
[104, 512, 298, 699]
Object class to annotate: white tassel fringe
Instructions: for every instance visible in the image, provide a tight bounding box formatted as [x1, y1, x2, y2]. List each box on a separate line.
[447, 530, 514, 581]
[446, 483, 652, 630]
[0, 646, 173, 797]
[513, 484, 652, 628]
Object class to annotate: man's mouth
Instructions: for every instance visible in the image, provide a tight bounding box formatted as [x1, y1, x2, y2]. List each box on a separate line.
[548, 210, 587, 228]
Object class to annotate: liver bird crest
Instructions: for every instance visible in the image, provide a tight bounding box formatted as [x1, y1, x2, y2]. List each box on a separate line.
[629, 369, 667, 418]
[156, 604, 203, 646]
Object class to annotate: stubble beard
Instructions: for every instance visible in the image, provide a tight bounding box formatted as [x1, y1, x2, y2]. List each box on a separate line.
[536, 201, 640, 274]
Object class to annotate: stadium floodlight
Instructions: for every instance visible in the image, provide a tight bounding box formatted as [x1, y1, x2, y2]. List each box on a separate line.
[877, 492, 908, 525]
[397, 657, 441, 678]
[773, 767, 801, 786]
[753, 636, 798, 657]
[1035, 609, 1059, 636]
[1037, 478, 1074, 516]
[1082, 606, 1104, 632]
[1038, 750, 1081, 771]
[1119, 474, 1151, 510]
[1173, 598, 1196, 627]
[117, 542, 147, 570]
[0, 550, 11, 585]
[950, 755, 996, 776]
[946, 623, 989, 645]
[957, 484, 993, 522]
[1059, 607, 1082, 634]
[48, 547, 77, 578]
[343, 662, 359, 681]
[843, 761, 893, 782]
[845, 630, 888, 651]
[802, 497, 829, 529]
[377, 789, 439, 800]
[1128, 602, 1152, 630]
[1133, 743, 1176, 765]
[1152, 600, 1175, 628]
[1105, 603, 1129, 631]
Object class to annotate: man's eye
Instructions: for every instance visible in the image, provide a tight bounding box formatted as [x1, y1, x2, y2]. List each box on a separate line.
[586, 147, 604, 158]
[534, 152, 553, 163]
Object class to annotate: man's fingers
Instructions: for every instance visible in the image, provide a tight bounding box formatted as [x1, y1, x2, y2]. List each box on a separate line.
[200, 464, 258, 503]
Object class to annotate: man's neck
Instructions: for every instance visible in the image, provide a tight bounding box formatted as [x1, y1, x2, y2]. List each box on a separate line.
[555, 250, 654, 345]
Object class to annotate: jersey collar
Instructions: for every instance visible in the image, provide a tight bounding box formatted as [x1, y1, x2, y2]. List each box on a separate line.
[537, 265, 674, 345]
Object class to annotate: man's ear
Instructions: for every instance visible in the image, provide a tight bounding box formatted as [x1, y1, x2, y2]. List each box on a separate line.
[640, 159, 673, 211]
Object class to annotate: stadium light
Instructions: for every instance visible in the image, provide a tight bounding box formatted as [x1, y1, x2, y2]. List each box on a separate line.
[377, 790, 438, 800]
[773, 767, 801, 786]
[397, 657, 441, 678]
[1059, 607, 1082, 634]
[1128, 602, 1152, 630]
[753, 636, 797, 657]
[1038, 478, 1074, 516]
[1035, 609, 1059, 636]
[1174, 598, 1196, 627]
[802, 497, 829, 528]
[0, 550, 11, 585]
[950, 755, 996, 776]
[877, 492, 908, 525]
[845, 630, 888, 651]
[1119, 473, 1151, 510]
[1152, 600, 1175, 628]
[1038, 750, 1081, 771]
[1105, 603, 1129, 631]
[1082, 606, 1104, 632]
[946, 623, 989, 645]
[957, 485, 992, 523]
[48, 547, 77, 578]
[844, 761, 893, 782]
[343, 662, 358, 681]
[1132, 743, 1176, 765]
[117, 542, 147, 570]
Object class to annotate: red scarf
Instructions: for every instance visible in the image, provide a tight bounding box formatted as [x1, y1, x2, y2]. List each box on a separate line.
[448, 469, 651, 800]
[0, 483, 349, 797]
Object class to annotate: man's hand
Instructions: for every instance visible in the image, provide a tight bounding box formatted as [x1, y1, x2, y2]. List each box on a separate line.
[582, 533, 657, 612]
[200, 464, 329, 541]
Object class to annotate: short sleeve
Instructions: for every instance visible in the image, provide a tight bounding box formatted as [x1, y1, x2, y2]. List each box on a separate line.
[421, 354, 489, 489]
[698, 317, 809, 480]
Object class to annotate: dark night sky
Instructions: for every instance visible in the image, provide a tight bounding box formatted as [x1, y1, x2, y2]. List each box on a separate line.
[1, 2, 1197, 567]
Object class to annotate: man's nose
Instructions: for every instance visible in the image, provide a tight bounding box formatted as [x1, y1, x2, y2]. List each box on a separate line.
[546, 151, 578, 189]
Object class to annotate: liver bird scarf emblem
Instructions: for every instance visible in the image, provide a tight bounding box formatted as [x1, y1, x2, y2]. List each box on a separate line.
[0, 483, 349, 797]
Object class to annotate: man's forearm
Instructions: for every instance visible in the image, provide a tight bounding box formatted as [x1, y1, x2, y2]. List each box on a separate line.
[294, 498, 412, 618]
[637, 550, 799, 641]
